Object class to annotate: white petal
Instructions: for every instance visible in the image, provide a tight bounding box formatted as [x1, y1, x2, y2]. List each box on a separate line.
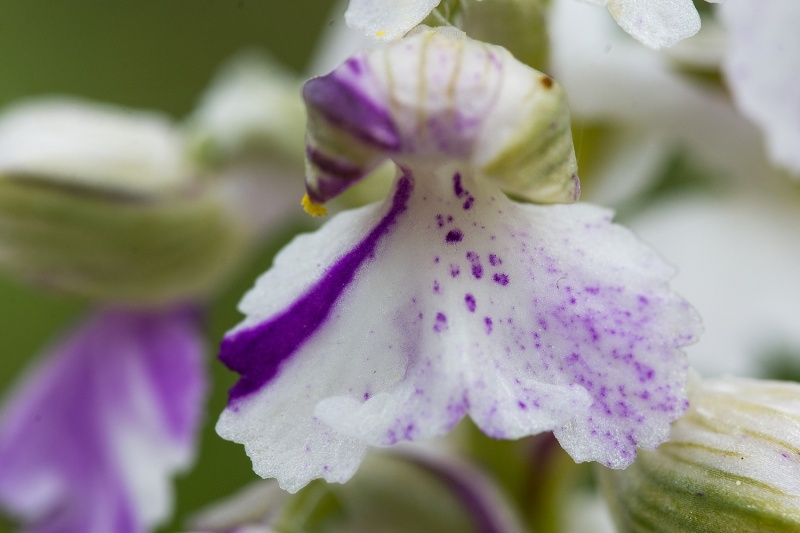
[605, 0, 700, 49]
[217, 165, 698, 490]
[0, 98, 189, 196]
[720, 0, 800, 175]
[344, 0, 441, 40]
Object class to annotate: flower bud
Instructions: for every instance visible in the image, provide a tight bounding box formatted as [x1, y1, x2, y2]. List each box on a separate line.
[598, 375, 800, 532]
[0, 99, 249, 304]
[185, 52, 306, 171]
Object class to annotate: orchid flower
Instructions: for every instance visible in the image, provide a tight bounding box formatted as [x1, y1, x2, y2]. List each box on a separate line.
[0, 308, 205, 533]
[344, 0, 723, 49]
[719, 0, 800, 176]
[216, 27, 700, 493]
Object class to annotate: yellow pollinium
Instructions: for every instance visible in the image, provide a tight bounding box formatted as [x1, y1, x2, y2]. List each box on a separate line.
[301, 193, 328, 217]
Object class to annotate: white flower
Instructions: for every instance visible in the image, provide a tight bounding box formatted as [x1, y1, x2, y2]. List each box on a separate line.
[215, 28, 699, 492]
[720, 0, 800, 176]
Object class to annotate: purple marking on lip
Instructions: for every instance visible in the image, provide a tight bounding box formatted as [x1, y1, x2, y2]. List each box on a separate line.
[464, 294, 476, 313]
[466, 251, 483, 279]
[221, 174, 414, 402]
[492, 273, 509, 286]
[303, 74, 401, 150]
[453, 172, 467, 198]
[446, 229, 463, 243]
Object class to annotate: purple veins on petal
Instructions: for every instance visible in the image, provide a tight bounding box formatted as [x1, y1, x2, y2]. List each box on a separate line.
[306, 146, 364, 180]
[220, 175, 414, 402]
[303, 74, 400, 150]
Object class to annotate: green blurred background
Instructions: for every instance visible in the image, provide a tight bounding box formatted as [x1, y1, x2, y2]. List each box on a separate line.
[0, 1, 336, 531]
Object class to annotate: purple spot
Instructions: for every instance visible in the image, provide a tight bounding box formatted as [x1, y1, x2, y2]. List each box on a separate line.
[638, 295, 650, 305]
[433, 280, 441, 294]
[484, 317, 493, 334]
[462, 196, 474, 210]
[434, 256, 440, 264]
[488, 254, 502, 266]
[363, 392, 371, 400]
[492, 273, 509, 286]
[464, 294, 476, 313]
[434, 312, 448, 333]
[518, 401, 528, 410]
[436, 214, 444, 227]
[453, 172, 466, 198]
[345, 57, 363, 74]
[446, 229, 463, 243]
[450, 264, 460, 278]
[221, 175, 414, 402]
[466, 252, 483, 279]
[303, 74, 400, 150]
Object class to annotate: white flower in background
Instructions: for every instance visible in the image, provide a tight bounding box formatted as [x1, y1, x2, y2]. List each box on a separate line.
[215, 28, 699, 492]
[720, 0, 800, 176]
[582, 0, 723, 49]
[344, 0, 722, 49]
[345, 0, 442, 40]
[0, 98, 189, 196]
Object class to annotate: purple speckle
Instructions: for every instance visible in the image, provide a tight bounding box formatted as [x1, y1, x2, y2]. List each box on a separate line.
[446, 229, 463, 243]
[518, 401, 528, 410]
[464, 294, 476, 313]
[488, 254, 502, 266]
[462, 196, 474, 210]
[434, 256, 440, 264]
[453, 172, 466, 198]
[466, 252, 483, 279]
[484, 317, 493, 334]
[450, 264, 460, 278]
[433, 280, 441, 294]
[436, 214, 444, 227]
[492, 273, 509, 286]
[363, 392, 371, 400]
[434, 312, 448, 332]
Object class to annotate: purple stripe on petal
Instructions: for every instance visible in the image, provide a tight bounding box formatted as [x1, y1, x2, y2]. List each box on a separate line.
[0, 307, 206, 533]
[303, 74, 401, 151]
[221, 173, 414, 403]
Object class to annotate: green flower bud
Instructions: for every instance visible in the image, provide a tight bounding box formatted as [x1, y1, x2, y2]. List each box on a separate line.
[598, 376, 800, 532]
[0, 99, 249, 304]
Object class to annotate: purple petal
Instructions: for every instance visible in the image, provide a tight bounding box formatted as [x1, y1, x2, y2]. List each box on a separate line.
[0, 307, 206, 533]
